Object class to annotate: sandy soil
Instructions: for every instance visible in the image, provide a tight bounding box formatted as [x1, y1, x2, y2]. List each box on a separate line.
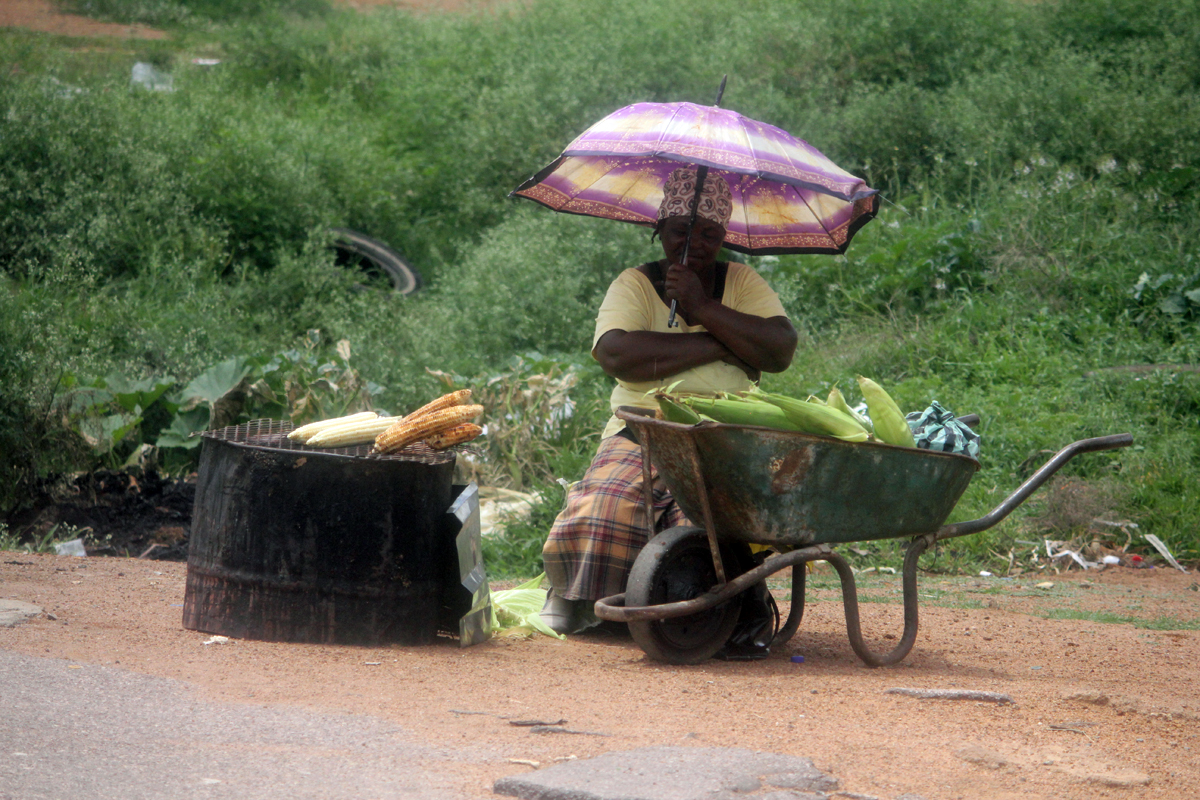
[3, 2, 1199, 797]
[0, 0, 513, 40]
[3, 553, 1198, 800]
[0, 0, 168, 38]
[338, 0, 517, 12]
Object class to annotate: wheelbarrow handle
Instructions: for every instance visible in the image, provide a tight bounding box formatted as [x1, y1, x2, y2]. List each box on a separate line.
[937, 433, 1133, 541]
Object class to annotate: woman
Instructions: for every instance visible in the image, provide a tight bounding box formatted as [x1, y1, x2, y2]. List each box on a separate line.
[540, 168, 798, 634]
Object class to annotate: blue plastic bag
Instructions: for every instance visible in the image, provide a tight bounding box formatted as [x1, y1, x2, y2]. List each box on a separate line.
[905, 401, 981, 458]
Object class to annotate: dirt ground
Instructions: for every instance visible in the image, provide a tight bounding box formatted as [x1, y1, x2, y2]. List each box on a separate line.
[3, 3, 1199, 799]
[0, 0, 512, 40]
[0, 1, 168, 39]
[3, 553, 1198, 800]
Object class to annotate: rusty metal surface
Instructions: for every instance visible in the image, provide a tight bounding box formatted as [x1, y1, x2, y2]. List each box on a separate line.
[594, 544, 833, 622]
[601, 416, 1134, 668]
[684, 435, 727, 584]
[594, 536, 928, 667]
[618, 412, 980, 547]
[200, 418, 457, 465]
[936, 432, 1133, 541]
[183, 432, 455, 646]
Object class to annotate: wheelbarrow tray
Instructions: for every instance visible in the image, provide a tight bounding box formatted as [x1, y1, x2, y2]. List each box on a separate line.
[604, 408, 1132, 666]
[623, 412, 980, 548]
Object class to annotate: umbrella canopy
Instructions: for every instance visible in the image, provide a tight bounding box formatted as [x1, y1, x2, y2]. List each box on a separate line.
[512, 101, 879, 255]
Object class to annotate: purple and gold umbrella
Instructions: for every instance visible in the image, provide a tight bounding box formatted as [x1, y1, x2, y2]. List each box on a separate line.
[512, 100, 879, 255]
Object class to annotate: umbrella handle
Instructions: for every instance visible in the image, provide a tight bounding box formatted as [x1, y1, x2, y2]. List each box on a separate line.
[667, 165, 710, 328]
[667, 78, 726, 328]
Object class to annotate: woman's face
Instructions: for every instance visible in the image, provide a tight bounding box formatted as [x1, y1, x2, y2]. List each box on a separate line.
[659, 215, 726, 272]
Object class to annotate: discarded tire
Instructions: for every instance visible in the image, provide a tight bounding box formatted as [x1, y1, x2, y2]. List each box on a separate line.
[330, 228, 422, 295]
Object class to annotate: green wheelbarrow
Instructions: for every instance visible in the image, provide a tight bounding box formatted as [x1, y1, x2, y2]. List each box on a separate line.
[593, 406, 1133, 666]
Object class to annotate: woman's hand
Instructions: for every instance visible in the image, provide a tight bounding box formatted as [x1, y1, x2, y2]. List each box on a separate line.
[719, 348, 761, 382]
[663, 261, 713, 320]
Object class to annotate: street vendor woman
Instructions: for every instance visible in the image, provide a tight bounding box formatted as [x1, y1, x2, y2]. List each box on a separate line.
[540, 168, 798, 634]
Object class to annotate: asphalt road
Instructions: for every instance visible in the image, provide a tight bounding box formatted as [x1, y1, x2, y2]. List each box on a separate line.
[0, 649, 483, 800]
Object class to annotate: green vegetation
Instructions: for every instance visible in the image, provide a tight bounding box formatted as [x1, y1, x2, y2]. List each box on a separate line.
[0, 521, 95, 554]
[1041, 608, 1200, 631]
[1, 0, 1197, 577]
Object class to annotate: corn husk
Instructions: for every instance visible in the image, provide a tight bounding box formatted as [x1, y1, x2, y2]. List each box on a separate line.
[683, 396, 802, 431]
[748, 390, 871, 442]
[489, 574, 565, 640]
[827, 386, 874, 434]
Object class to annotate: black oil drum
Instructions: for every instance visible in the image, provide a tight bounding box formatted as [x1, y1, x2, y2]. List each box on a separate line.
[182, 420, 456, 646]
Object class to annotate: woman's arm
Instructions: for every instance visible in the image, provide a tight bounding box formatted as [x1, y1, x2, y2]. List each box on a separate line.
[594, 329, 757, 383]
[665, 264, 798, 374]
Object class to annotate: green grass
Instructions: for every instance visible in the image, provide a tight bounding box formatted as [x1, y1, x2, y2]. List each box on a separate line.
[1040, 608, 1200, 631]
[1, 0, 1198, 576]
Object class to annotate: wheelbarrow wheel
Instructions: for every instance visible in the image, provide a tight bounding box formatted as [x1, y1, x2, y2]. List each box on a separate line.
[625, 526, 748, 665]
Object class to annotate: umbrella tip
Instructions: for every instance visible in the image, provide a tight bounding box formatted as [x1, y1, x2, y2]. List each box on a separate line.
[714, 75, 728, 107]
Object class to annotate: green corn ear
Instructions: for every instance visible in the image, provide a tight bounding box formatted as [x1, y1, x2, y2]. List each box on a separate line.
[749, 390, 870, 442]
[682, 397, 802, 432]
[856, 376, 916, 447]
[826, 386, 874, 434]
[657, 395, 702, 425]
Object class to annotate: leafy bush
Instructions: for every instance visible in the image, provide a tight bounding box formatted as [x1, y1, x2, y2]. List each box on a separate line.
[64, 0, 330, 27]
[2, 0, 1198, 570]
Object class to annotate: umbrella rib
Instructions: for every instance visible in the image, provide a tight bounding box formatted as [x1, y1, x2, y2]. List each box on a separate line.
[650, 103, 692, 160]
[795, 187, 839, 248]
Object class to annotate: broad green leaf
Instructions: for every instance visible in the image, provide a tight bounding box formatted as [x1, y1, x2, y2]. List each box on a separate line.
[1158, 294, 1189, 314]
[110, 377, 175, 414]
[156, 408, 209, 450]
[180, 358, 251, 406]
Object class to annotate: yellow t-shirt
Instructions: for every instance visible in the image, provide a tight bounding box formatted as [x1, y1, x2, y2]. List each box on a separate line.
[591, 261, 789, 438]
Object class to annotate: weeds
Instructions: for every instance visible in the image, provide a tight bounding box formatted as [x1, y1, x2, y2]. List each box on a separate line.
[1, 0, 1198, 578]
[0, 521, 94, 554]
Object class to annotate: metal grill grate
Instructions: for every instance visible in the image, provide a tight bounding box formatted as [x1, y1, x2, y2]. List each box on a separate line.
[199, 418, 458, 465]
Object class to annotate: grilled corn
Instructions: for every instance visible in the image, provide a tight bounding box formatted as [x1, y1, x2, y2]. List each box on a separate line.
[425, 423, 482, 450]
[375, 404, 484, 454]
[287, 411, 378, 443]
[305, 416, 400, 448]
[404, 389, 472, 421]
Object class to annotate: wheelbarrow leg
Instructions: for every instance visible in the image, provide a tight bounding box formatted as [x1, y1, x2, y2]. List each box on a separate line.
[821, 534, 933, 667]
[771, 563, 806, 646]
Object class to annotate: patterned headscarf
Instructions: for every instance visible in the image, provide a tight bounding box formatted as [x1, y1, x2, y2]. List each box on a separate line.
[657, 167, 733, 228]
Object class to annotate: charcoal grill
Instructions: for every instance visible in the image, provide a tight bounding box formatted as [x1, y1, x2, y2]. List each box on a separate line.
[183, 419, 464, 646]
[199, 417, 460, 464]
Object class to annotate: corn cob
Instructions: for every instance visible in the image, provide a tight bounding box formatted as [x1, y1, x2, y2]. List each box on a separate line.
[375, 404, 484, 454]
[287, 411, 378, 443]
[749, 390, 870, 442]
[657, 395, 702, 425]
[425, 423, 483, 450]
[683, 396, 802, 431]
[305, 416, 401, 448]
[403, 389, 472, 422]
[856, 376, 916, 447]
[826, 386, 874, 434]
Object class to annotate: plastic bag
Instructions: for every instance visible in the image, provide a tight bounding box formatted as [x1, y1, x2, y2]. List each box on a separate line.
[54, 539, 87, 557]
[905, 401, 980, 458]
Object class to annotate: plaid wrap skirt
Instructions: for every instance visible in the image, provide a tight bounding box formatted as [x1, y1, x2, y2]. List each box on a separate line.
[542, 434, 690, 602]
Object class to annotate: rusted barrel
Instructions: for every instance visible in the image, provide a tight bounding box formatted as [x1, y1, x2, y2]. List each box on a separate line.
[182, 421, 456, 646]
